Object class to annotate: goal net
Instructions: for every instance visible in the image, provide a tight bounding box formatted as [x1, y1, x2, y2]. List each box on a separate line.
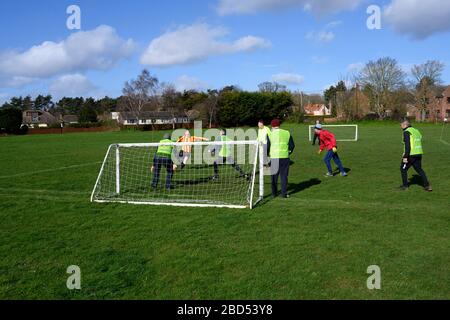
[309, 125, 358, 142]
[91, 140, 264, 209]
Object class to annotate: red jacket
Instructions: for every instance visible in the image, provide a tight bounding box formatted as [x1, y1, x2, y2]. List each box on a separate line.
[318, 130, 337, 151]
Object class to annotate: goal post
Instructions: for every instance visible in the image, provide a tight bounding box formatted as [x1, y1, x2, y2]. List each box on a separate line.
[91, 140, 264, 209]
[309, 124, 359, 142]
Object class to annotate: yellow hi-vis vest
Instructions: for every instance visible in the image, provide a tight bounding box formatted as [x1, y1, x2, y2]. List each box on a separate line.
[219, 135, 232, 157]
[269, 129, 290, 159]
[258, 126, 271, 144]
[156, 139, 173, 156]
[404, 127, 424, 156]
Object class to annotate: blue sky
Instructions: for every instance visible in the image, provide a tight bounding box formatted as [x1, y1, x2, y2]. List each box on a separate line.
[0, 0, 449, 103]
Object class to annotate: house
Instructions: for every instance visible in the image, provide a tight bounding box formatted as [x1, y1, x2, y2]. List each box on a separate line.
[436, 85, 450, 121]
[303, 104, 331, 116]
[411, 85, 450, 122]
[22, 110, 58, 128]
[115, 111, 190, 126]
[61, 115, 79, 125]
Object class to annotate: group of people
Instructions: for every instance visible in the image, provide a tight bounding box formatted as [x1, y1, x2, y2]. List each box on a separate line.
[151, 119, 432, 195]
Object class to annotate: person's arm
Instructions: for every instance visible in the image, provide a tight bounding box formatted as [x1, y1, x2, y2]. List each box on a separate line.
[193, 136, 208, 141]
[403, 131, 411, 158]
[266, 138, 271, 157]
[176, 137, 183, 142]
[319, 132, 326, 152]
[288, 136, 295, 154]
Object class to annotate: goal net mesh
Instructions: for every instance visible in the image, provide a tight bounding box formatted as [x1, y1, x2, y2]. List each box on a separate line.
[309, 125, 358, 142]
[91, 141, 261, 208]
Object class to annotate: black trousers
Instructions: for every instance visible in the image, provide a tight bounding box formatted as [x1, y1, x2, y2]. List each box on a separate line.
[152, 156, 174, 189]
[312, 133, 320, 145]
[271, 158, 290, 196]
[400, 156, 430, 187]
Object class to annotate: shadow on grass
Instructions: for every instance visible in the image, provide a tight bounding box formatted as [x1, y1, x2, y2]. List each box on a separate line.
[332, 167, 352, 176]
[287, 178, 322, 195]
[409, 174, 426, 187]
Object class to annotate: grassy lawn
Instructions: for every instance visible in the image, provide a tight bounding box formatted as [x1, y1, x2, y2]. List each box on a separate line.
[0, 123, 449, 299]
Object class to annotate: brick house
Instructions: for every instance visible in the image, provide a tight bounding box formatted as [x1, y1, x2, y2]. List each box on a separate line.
[22, 110, 58, 128]
[303, 103, 331, 116]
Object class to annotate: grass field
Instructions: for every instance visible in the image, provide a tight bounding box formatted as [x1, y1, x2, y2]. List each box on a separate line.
[0, 123, 449, 299]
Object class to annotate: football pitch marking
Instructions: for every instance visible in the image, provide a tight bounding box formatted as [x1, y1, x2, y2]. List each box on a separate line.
[0, 162, 101, 179]
[438, 139, 450, 146]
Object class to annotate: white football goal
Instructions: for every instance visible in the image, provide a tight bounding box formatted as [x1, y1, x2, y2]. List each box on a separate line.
[309, 124, 359, 142]
[440, 119, 449, 145]
[91, 140, 264, 209]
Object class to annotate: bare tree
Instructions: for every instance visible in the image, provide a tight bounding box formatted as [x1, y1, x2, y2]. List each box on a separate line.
[258, 82, 287, 93]
[411, 60, 445, 121]
[357, 57, 406, 119]
[161, 83, 183, 129]
[122, 69, 159, 124]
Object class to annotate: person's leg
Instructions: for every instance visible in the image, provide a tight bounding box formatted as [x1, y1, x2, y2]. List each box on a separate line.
[411, 157, 430, 187]
[152, 157, 161, 188]
[279, 158, 290, 197]
[213, 157, 223, 177]
[181, 153, 190, 169]
[324, 150, 334, 174]
[164, 159, 174, 189]
[312, 134, 317, 145]
[400, 159, 412, 187]
[271, 159, 280, 196]
[229, 156, 245, 175]
[332, 153, 346, 174]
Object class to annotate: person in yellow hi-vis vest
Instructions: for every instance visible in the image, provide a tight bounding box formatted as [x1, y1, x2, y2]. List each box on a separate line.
[267, 119, 295, 198]
[400, 120, 432, 191]
[210, 129, 248, 180]
[177, 130, 209, 170]
[151, 134, 176, 190]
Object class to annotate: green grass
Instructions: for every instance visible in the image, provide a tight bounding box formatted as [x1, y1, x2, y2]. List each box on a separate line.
[0, 123, 449, 299]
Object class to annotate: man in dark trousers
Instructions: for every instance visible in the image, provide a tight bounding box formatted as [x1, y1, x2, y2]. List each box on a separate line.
[312, 119, 321, 145]
[400, 120, 432, 191]
[151, 133, 176, 190]
[267, 119, 295, 198]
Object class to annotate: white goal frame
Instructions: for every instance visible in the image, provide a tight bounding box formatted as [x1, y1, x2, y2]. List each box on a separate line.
[309, 124, 359, 142]
[90, 140, 265, 209]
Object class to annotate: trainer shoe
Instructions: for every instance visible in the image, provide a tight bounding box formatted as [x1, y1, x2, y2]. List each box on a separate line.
[424, 186, 433, 192]
[324, 172, 333, 177]
[212, 175, 219, 181]
[399, 185, 409, 191]
[341, 172, 348, 177]
[281, 194, 290, 199]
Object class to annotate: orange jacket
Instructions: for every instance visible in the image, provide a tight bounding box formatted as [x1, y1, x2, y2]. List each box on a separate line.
[177, 136, 207, 153]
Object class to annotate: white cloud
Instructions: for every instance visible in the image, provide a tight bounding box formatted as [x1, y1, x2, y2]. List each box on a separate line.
[306, 19, 341, 43]
[347, 62, 364, 72]
[0, 25, 134, 86]
[175, 75, 209, 92]
[49, 74, 97, 98]
[384, 0, 450, 39]
[217, 0, 361, 16]
[272, 73, 304, 85]
[140, 23, 271, 67]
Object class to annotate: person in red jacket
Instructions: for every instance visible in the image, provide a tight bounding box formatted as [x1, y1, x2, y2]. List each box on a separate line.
[314, 124, 348, 177]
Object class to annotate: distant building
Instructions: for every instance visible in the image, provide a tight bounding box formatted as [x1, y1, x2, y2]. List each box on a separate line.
[115, 111, 190, 126]
[303, 104, 331, 116]
[22, 110, 58, 128]
[410, 85, 450, 122]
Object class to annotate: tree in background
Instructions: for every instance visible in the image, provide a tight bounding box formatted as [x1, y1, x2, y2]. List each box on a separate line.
[0, 107, 22, 133]
[122, 69, 159, 124]
[258, 82, 287, 93]
[357, 57, 406, 119]
[411, 60, 445, 122]
[79, 98, 98, 123]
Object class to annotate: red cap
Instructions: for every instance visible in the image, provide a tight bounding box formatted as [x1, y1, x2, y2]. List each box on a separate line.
[271, 119, 281, 127]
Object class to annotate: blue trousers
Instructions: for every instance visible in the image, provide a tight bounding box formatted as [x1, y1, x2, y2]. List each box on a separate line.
[324, 150, 345, 174]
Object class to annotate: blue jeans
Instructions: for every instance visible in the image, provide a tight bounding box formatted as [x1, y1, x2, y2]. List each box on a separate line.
[324, 150, 346, 174]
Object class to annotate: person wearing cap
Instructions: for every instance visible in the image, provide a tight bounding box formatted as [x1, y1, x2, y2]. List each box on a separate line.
[267, 119, 295, 198]
[151, 133, 176, 190]
[312, 119, 321, 146]
[314, 124, 347, 177]
[399, 120, 432, 191]
[210, 129, 248, 180]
